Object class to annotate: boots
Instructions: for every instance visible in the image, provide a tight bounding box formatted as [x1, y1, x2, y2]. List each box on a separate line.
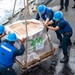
[59, 6, 68, 11]
[60, 55, 69, 63]
[65, 7, 68, 11]
[72, 4, 75, 8]
[59, 6, 64, 11]
[68, 42, 72, 46]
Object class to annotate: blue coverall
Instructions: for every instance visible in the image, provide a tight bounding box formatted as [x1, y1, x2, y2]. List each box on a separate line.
[54, 18, 72, 56]
[0, 41, 25, 75]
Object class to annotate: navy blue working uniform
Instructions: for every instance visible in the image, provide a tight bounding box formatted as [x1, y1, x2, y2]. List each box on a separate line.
[35, 7, 54, 21]
[54, 18, 72, 56]
[47, 11, 72, 63]
[0, 41, 25, 75]
[36, 7, 62, 43]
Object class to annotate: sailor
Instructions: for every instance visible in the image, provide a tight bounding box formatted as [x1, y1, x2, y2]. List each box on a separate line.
[0, 33, 25, 75]
[35, 5, 62, 48]
[0, 25, 6, 43]
[35, 5, 54, 24]
[45, 11, 72, 63]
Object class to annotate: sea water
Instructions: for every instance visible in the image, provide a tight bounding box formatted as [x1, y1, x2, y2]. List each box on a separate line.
[0, 0, 24, 24]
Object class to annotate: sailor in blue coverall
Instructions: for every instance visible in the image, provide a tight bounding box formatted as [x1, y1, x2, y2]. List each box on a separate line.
[0, 33, 25, 75]
[0, 25, 6, 43]
[45, 11, 73, 63]
[35, 5, 62, 48]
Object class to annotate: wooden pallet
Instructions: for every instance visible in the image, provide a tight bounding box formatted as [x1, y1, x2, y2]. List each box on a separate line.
[15, 47, 56, 69]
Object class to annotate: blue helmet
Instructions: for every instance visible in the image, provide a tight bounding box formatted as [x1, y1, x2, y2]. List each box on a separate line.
[53, 11, 63, 21]
[6, 33, 18, 41]
[38, 5, 46, 14]
[0, 25, 5, 34]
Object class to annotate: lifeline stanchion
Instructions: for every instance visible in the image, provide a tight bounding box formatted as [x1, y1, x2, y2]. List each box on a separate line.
[8, 0, 17, 23]
[12, 0, 17, 18]
[23, 0, 29, 69]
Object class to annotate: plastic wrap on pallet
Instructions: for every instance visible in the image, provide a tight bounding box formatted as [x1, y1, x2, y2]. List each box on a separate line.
[15, 29, 51, 67]
[5, 19, 52, 68]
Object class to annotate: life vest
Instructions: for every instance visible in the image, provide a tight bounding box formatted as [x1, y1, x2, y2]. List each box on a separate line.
[0, 42, 16, 68]
[41, 7, 54, 21]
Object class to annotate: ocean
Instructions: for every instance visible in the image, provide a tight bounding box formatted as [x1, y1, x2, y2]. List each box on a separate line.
[0, 0, 24, 24]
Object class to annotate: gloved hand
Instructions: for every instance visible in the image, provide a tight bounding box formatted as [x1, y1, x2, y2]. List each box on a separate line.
[19, 38, 26, 44]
